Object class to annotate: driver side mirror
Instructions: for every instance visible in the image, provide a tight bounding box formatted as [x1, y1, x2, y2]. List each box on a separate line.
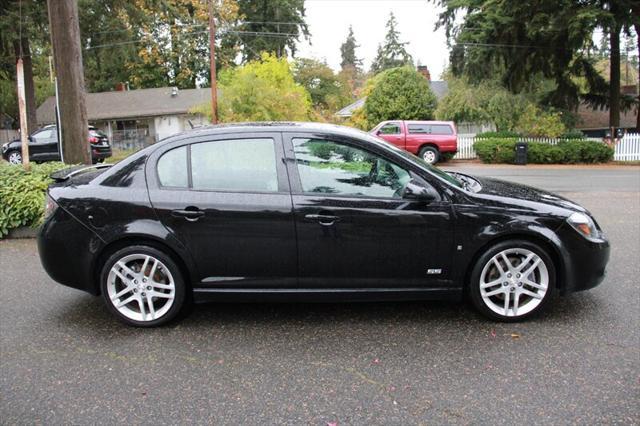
[403, 180, 440, 202]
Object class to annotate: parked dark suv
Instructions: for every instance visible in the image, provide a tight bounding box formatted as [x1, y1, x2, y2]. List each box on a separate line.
[1, 125, 112, 164]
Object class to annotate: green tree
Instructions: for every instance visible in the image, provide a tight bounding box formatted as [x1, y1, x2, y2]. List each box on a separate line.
[293, 58, 351, 115]
[516, 104, 566, 137]
[340, 25, 362, 72]
[234, 0, 309, 61]
[370, 13, 413, 74]
[194, 53, 311, 122]
[433, 0, 637, 126]
[435, 76, 534, 131]
[363, 66, 436, 128]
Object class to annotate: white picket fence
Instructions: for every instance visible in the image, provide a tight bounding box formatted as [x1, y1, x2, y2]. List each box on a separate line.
[453, 133, 640, 162]
[614, 133, 640, 161]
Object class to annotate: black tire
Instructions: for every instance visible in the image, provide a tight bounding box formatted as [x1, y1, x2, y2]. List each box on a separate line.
[6, 150, 22, 165]
[468, 239, 556, 322]
[418, 146, 440, 164]
[100, 245, 187, 327]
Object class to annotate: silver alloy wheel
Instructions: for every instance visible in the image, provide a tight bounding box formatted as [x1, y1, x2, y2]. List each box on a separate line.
[107, 253, 176, 322]
[8, 151, 22, 164]
[479, 248, 549, 317]
[422, 150, 436, 164]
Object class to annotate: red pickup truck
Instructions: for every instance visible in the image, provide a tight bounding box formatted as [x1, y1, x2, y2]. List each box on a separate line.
[370, 120, 458, 164]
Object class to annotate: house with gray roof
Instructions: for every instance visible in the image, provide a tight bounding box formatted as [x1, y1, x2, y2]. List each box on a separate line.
[37, 87, 212, 149]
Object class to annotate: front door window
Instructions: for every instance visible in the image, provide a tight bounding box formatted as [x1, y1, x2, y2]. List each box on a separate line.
[292, 138, 411, 199]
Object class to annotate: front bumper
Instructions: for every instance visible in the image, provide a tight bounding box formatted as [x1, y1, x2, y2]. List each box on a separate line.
[557, 224, 610, 293]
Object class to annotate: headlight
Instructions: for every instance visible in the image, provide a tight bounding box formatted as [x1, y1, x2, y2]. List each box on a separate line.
[43, 194, 58, 220]
[567, 212, 600, 241]
[1, 143, 8, 153]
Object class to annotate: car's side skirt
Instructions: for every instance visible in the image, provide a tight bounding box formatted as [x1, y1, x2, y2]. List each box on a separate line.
[192, 287, 462, 303]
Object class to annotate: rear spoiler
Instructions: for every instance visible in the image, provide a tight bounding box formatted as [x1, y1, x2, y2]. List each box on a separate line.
[50, 164, 112, 182]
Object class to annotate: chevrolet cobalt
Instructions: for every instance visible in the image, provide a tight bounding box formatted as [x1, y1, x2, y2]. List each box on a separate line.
[38, 123, 610, 326]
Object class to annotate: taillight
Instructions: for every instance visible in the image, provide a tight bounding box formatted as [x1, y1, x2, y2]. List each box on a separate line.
[44, 194, 58, 220]
[89, 136, 98, 143]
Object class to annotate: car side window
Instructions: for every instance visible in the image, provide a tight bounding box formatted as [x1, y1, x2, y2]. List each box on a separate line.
[191, 138, 278, 192]
[408, 124, 429, 134]
[32, 129, 52, 142]
[430, 125, 454, 135]
[379, 123, 401, 135]
[157, 146, 188, 188]
[292, 138, 411, 199]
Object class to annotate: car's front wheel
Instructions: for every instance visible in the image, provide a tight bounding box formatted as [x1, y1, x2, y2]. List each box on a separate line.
[469, 240, 555, 321]
[7, 150, 22, 165]
[100, 245, 186, 327]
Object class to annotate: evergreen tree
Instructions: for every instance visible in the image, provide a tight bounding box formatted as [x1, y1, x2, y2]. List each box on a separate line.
[370, 13, 413, 74]
[340, 25, 362, 72]
[434, 0, 637, 125]
[235, 0, 310, 61]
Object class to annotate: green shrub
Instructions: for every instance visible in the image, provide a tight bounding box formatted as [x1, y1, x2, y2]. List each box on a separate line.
[527, 142, 565, 164]
[474, 138, 517, 163]
[557, 140, 613, 163]
[0, 162, 70, 238]
[474, 138, 614, 164]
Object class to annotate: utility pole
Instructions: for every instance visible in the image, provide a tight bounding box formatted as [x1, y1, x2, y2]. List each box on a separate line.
[208, 0, 218, 124]
[16, 58, 30, 171]
[47, 0, 90, 165]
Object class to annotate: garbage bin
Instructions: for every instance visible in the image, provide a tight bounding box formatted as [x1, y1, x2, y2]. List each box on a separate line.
[515, 141, 528, 165]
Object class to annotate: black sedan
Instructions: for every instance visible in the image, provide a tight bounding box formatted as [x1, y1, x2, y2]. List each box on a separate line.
[37, 122, 610, 326]
[2, 125, 112, 164]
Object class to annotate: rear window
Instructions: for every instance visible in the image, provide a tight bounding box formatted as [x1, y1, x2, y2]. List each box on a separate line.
[407, 124, 454, 135]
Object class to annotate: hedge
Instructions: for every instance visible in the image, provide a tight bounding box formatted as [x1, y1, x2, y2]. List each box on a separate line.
[0, 162, 70, 238]
[474, 138, 613, 164]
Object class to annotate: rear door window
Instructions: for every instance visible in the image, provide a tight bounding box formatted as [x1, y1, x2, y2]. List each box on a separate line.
[190, 138, 278, 193]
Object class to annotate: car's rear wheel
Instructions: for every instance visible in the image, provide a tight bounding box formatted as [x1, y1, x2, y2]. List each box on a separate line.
[7, 150, 22, 165]
[418, 146, 439, 164]
[469, 240, 555, 321]
[100, 245, 186, 327]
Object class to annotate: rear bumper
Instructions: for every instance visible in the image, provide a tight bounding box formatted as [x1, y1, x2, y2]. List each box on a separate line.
[91, 146, 112, 160]
[37, 207, 103, 295]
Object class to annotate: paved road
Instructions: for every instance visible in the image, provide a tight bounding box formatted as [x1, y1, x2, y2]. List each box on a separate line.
[1, 165, 639, 425]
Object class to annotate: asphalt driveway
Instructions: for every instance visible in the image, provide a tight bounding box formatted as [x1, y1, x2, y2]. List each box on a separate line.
[1, 164, 639, 424]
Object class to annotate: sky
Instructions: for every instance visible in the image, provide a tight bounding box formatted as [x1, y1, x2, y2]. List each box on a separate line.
[296, 0, 450, 80]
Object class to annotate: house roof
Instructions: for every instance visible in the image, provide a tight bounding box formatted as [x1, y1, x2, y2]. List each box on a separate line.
[576, 102, 638, 130]
[335, 80, 449, 117]
[37, 87, 213, 124]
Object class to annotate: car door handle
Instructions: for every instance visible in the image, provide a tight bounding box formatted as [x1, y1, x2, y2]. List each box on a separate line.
[171, 207, 205, 222]
[305, 214, 341, 226]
